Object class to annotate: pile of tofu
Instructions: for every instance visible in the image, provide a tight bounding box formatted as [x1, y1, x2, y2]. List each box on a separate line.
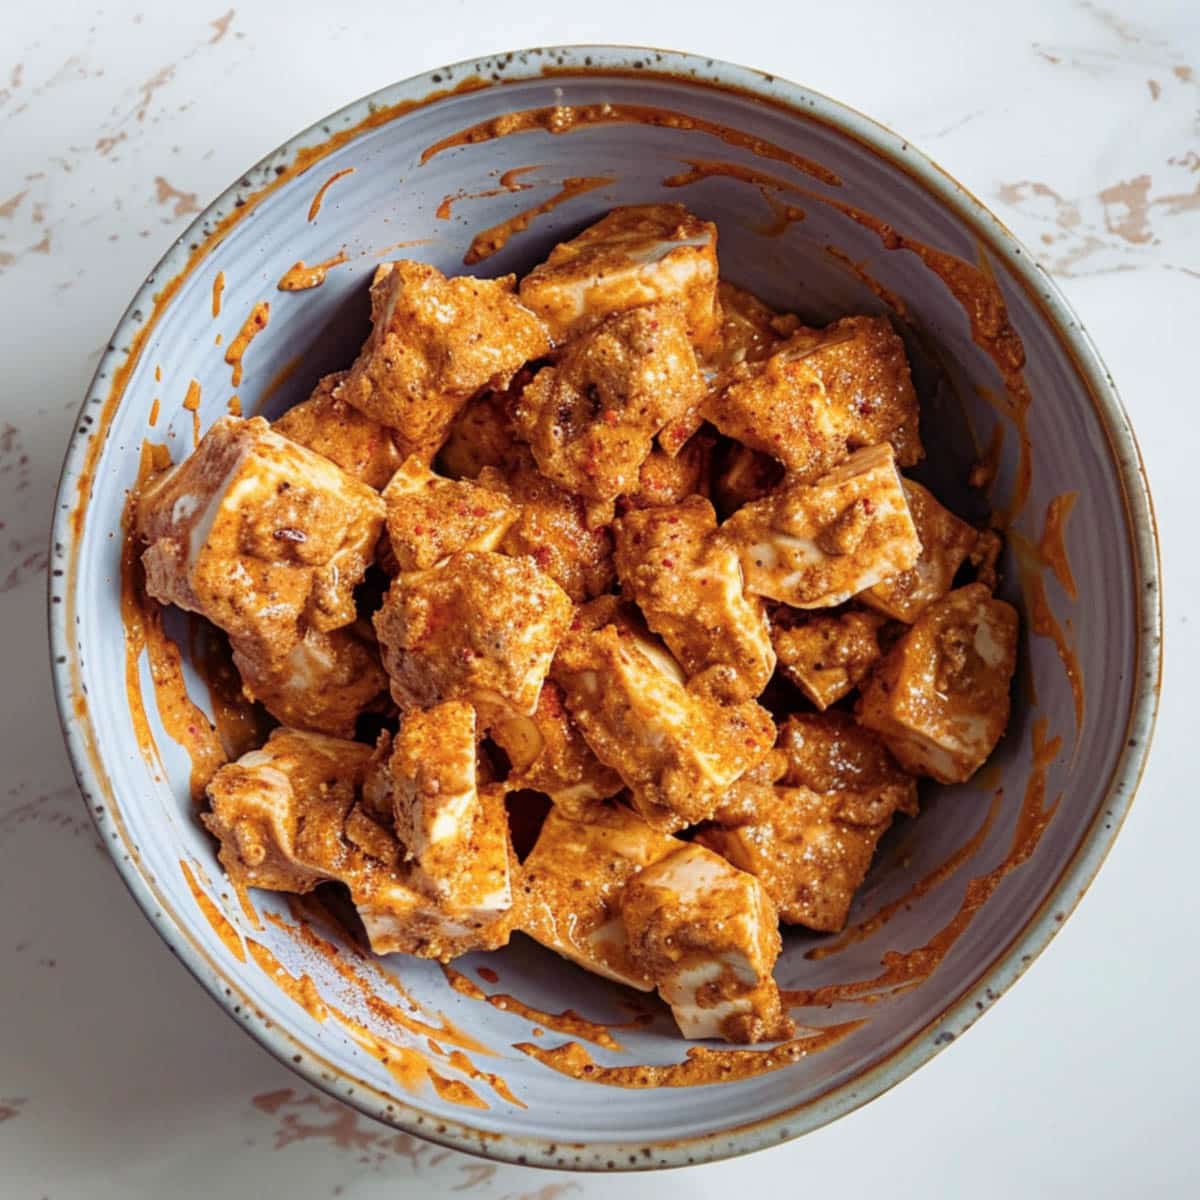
[135, 203, 1018, 1045]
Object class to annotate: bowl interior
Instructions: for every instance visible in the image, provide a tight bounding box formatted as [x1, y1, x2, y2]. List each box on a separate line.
[58, 55, 1148, 1166]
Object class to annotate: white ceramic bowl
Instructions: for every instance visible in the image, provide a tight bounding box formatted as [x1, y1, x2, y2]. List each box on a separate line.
[50, 46, 1161, 1170]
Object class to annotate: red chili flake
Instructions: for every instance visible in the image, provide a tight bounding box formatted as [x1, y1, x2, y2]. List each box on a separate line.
[661, 557, 675, 568]
[862, 498, 875, 514]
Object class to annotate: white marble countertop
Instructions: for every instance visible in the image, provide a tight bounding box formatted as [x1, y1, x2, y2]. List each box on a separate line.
[2, 1, 1196, 1196]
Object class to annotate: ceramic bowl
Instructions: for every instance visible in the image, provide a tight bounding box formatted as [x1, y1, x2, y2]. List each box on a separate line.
[49, 46, 1161, 1170]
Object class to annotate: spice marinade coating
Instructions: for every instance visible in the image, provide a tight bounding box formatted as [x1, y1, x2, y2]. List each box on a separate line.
[133, 203, 1018, 1046]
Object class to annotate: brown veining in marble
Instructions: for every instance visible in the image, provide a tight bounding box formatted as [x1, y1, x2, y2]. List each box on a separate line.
[154, 176, 201, 218]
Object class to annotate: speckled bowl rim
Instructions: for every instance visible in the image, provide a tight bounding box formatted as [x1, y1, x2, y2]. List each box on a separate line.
[48, 45, 1162, 1171]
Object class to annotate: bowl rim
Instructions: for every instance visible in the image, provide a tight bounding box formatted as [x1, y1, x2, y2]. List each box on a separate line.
[47, 43, 1163, 1171]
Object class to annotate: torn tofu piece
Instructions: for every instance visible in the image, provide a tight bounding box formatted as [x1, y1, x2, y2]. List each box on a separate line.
[552, 611, 776, 831]
[712, 441, 785, 518]
[624, 432, 714, 510]
[703, 281, 800, 374]
[703, 333, 845, 478]
[699, 711, 918, 931]
[374, 550, 573, 718]
[203, 727, 375, 893]
[381, 456, 517, 571]
[512, 302, 705, 508]
[490, 681, 623, 816]
[436, 376, 528, 480]
[621, 844, 793, 1043]
[861, 480, 979, 621]
[781, 316, 922, 466]
[231, 626, 387, 738]
[698, 782, 906, 933]
[771, 608, 887, 710]
[517, 802, 680, 988]
[857, 583, 1018, 783]
[337, 261, 550, 451]
[273, 371, 406, 488]
[518, 203, 720, 348]
[479, 455, 615, 601]
[777, 711, 918, 812]
[136, 416, 385, 654]
[613, 496, 774, 701]
[720, 444, 922, 608]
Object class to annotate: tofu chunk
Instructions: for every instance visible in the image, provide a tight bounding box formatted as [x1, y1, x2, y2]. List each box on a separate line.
[704, 334, 845, 478]
[203, 727, 375, 893]
[436, 376, 528, 480]
[489, 681, 623, 816]
[518, 203, 720, 348]
[479, 455, 615, 601]
[782, 316, 922, 465]
[720, 444, 922, 608]
[231, 626, 386, 738]
[373, 550, 573, 719]
[621, 844, 793, 1043]
[273, 371, 406, 488]
[517, 802, 680, 988]
[771, 609, 887, 710]
[512, 302, 705, 507]
[861, 480, 979, 622]
[698, 783, 905, 933]
[624, 432, 714, 510]
[381, 456, 517, 571]
[712, 441, 785, 518]
[552, 611, 776, 831]
[136, 416, 385, 656]
[699, 712, 917, 931]
[704, 281, 800, 373]
[613, 496, 774, 701]
[386, 701, 479, 888]
[337, 261, 550, 451]
[857, 583, 1018, 783]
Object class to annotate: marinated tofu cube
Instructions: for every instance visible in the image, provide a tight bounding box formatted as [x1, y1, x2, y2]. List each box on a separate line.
[771, 609, 887, 710]
[273, 371, 406, 488]
[337, 261, 550, 452]
[381, 456, 517, 571]
[697, 782, 906, 933]
[513, 302, 705, 507]
[203, 727, 374, 893]
[231, 626, 386, 738]
[374, 550, 573, 719]
[490, 681, 622, 816]
[703, 280, 800, 374]
[704, 334, 851, 481]
[857, 583, 1018, 783]
[712, 441, 785, 518]
[782, 316, 923, 465]
[436, 377, 528, 480]
[479, 455, 615, 602]
[614, 496, 775, 701]
[777, 711, 919, 817]
[621, 843, 793, 1043]
[720, 444, 922, 608]
[862, 480, 979, 621]
[517, 802, 680, 989]
[519, 203, 720, 347]
[624, 432, 714, 510]
[385, 701, 479, 889]
[137, 416, 385, 654]
[552, 610, 776, 831]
